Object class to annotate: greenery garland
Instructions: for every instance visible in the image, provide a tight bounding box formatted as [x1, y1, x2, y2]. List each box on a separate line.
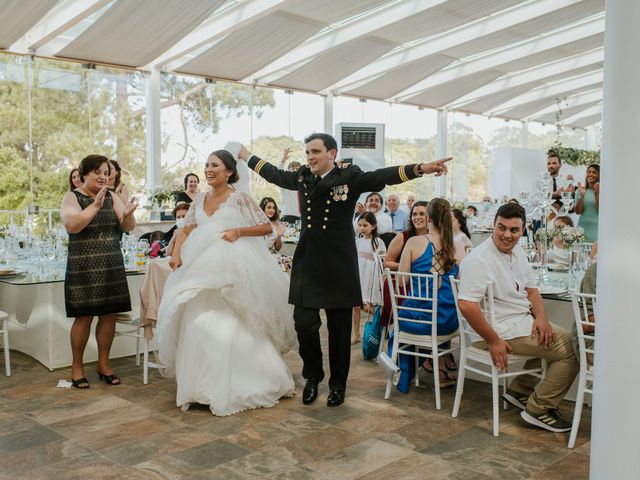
[551, 97, 600, 166]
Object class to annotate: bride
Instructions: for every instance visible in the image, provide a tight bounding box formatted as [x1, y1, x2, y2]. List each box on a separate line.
[156, 149, 296, 416]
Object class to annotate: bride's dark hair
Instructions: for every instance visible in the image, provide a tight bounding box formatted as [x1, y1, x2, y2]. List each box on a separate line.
[209, 150, 239, 184]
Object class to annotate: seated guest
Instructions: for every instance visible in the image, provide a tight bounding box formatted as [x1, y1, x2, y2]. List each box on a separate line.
[465, 205, 478, 219]
[452, 208, 473, 252]
[392, 198, 465, 392]
[175, 173, 199, 205]
[547, 216, 574, 267]
[401, 194, 415, 213]
[146, 230, 165, 258]
[107, 160, 129, 204]
[354, 192, 392, 234]
[386, 194, 409, 232]
[165, 202, 190, 257]
[457, 203, 578, 433]
[69, 168, 83, 190]
[384, 201, 428, 271]
[259, 197, 285, 253]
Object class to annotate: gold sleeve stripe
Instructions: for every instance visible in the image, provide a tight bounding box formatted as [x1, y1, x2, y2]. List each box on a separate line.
[254, 159, 267, 175]
[398, 165, 410, 183]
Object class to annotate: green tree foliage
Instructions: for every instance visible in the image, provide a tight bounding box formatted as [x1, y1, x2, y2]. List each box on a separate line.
[0, 56, 274, 222]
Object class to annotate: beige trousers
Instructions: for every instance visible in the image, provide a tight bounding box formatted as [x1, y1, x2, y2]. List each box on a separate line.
[475, 325, 579, 414]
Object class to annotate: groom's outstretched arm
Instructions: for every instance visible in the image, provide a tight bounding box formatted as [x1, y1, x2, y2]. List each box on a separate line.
[352, 157, 452, 193]
[238, 145, 298, 191]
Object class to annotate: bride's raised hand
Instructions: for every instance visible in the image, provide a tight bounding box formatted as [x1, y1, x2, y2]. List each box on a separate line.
[222, 228, 241, 242]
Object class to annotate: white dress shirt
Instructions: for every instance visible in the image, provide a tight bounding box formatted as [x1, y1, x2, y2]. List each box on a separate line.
[458, 238, 538, 343]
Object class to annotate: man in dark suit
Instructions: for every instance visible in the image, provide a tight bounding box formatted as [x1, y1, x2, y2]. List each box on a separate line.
[238, 133, 451, 407]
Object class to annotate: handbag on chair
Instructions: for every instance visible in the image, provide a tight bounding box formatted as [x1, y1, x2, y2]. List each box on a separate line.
[362, 305, 382, 360]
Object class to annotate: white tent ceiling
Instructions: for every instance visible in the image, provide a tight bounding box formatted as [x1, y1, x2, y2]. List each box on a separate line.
[2, 0, 605, 128]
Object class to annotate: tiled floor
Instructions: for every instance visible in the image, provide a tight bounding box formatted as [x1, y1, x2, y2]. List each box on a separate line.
[0, 334, 591, 480]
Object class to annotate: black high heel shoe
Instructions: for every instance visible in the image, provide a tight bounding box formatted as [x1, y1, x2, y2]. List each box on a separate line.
[71, 377, 90, 389]
[96, 371, 121, 385]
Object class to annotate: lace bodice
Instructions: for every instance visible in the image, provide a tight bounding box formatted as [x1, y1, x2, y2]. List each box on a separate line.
[183, 190, 270, 229]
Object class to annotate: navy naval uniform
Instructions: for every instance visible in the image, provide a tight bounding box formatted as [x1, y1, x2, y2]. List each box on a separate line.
[248, 156, 423, 392]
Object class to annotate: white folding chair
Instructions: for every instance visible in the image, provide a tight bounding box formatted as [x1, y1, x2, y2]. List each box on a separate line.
[0, 310, 10, 376]
[568, 292, 596, 448]
[116, 312, 159, 384]
[373, 252, 388, 356]
[450, 277, 546, 436]
[384, 269, 459, 410]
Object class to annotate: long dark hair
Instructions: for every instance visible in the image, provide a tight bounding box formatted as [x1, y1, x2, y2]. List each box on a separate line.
[585, 163, 600, 189]
[357, 211, 381, 252]
[406, 200, 429, 238]
[428, 198, 456, 273]
[109, 160, 122, 188]
[68, 168, 80, 191]
[452, 208, 471, 239]
[259, 197, 280, 221]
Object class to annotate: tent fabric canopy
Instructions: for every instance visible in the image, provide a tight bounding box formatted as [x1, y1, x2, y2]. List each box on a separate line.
[2, 0, 605, 128]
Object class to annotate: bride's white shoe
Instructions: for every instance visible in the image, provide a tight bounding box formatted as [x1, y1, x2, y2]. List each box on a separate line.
[180, 403, 191, 412]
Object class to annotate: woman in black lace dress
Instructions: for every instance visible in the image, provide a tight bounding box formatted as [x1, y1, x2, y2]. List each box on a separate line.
[60, 155, 137, 388]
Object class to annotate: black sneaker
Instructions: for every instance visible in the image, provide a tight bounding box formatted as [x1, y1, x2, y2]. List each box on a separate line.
[520, 408, 572, 433]
[502, 389, 529, 410]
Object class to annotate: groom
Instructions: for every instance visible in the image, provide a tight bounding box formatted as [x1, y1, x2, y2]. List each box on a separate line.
[238, 133, 451, 407]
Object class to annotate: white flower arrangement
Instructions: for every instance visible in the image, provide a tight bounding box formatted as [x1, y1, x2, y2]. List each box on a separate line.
[554, 225, 586, 247]
[534, 225, 585, 247]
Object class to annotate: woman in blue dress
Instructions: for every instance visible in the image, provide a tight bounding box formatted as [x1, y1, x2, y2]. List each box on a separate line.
[392, 198, 466, 392]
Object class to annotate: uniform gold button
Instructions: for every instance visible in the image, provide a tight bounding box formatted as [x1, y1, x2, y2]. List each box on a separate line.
[322, 225, 326, 229]
[307, 200, 311, 204]
[325, 209, 329, 213]
[304, 192, 308, 196]
[307, 216, 311, 220]
[326, 200, 330, 204]
[308, 224, 312, 228]
[324, 217, 328, 221]
[307, 207, 311, 211]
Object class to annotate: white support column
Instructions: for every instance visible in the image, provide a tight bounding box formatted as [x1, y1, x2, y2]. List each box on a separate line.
[585, 126, 597, 150]
[591, 2, 640, 479]
[323, 93, 334, 135]
[521, 120, 529, 149]
[435, 109, 448, 197]
[146, 68, 162, 190]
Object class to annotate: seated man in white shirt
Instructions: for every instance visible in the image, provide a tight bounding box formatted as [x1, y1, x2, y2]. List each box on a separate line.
[457, 203, 578, 433]
[386, 194, 409, 232]
[354, 192, 393, 234]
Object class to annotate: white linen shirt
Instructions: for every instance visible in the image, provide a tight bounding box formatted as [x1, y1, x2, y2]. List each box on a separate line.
[458, 237, 538, 343]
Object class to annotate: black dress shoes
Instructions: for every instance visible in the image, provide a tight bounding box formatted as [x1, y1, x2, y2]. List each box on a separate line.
[302, 378, 319, 405]
[327, 389, 345, 407]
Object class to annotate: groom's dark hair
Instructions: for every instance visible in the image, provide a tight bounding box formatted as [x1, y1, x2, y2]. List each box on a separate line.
[210, 150, 239, 184]
[304, 133, 337, 152]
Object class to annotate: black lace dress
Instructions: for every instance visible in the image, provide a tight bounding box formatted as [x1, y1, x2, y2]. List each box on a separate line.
[64, 191, 131, 317]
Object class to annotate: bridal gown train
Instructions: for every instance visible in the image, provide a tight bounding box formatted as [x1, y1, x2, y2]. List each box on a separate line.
[156, 190, 296, 416]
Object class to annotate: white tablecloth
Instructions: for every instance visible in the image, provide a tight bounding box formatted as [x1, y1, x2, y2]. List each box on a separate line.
[1, 273, 144, 370]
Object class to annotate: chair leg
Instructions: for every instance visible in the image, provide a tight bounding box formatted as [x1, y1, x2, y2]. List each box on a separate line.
[568, 371, 587, 448]
[2, 318, 10, 377]
[502, 377, 508, 410]
[135, 326, 141, 367]
[143, 338, 149, 385]
[377, 325, 388, 357]
[451, 351, 466, 418]
[491, 369, 500, 437]
[414, 354, 420, 387]
[384, 378, 393, 399]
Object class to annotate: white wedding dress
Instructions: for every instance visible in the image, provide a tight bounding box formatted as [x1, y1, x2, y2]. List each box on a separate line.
[156, 189, 296, 416]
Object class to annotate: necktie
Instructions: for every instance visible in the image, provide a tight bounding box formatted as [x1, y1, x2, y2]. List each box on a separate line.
[390, 212, 395, 229]
[552, 177, 557, 192]
[312, 175, 320, 186]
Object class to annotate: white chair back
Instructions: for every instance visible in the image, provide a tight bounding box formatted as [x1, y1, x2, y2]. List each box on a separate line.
[571, 292, 596, 369]
[450, 277, 494, 350]
[386, 269, 439, 338]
